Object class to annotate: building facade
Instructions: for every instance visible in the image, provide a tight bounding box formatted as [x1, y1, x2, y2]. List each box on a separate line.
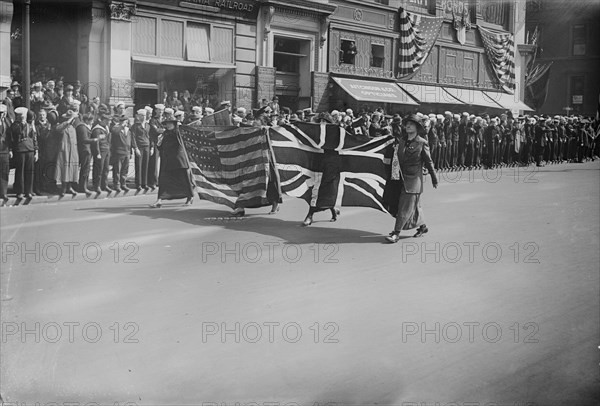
[1, 0, 535, 115]
[325, 0, 531, 115]
[525, 0, 600, 116]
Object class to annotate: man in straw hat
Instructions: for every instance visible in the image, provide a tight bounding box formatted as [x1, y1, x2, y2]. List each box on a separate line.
[383, 114, 438, 243]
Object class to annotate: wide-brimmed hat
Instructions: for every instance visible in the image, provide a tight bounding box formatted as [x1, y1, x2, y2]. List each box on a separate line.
[402, 114, 425, 133]
[11, 81, 20, 88]
[62, 108, 79, 119]
[65, 84, 74, 91]
[41, 100, 56, 110]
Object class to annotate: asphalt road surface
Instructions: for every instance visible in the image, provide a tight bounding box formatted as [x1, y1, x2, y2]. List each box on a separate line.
[1, 162, 599, 406]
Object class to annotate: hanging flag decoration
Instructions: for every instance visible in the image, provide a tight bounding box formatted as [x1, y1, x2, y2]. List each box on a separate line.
[450, 1, 472, 45]
[525, 62, 552, 110]
[479, 25, 516, 94]
[397, 7, 444, 78]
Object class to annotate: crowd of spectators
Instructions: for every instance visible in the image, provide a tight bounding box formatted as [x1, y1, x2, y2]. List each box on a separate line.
[1, 79, 599, 207]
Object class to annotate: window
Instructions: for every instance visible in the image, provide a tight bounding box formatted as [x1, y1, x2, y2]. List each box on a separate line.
[186, 23, 210, 61]
[572, 24, 586, 56]
[371, 44, 384, 68]
[482, 1, 508, 27]
[570, 76, 584, 109]
[340, 40, 357, 65]
[273, 37, 304, 73]
[408, 0, 428, 7]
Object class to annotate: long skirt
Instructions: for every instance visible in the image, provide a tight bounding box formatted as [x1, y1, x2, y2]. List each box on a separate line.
[158, 168, 194, 200]
[393, 187, 424, 232]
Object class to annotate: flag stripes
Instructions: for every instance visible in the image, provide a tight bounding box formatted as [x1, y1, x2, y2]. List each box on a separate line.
[398, 7, 444, 78]
[180, 125, 271, 209]
[479, 25, 516, 94]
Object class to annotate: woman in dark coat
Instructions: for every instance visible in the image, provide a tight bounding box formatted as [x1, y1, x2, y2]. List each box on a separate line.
[383, 114, 438, 243]
[149, 117, 195, 207]
[302, 112, 341, 226]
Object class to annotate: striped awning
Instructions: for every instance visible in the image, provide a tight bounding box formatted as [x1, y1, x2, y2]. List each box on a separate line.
[332, 77, 419, 105]
[443, 87, 504, 109]
[397, 83, 466, 104]
[483, 90, 534, 112]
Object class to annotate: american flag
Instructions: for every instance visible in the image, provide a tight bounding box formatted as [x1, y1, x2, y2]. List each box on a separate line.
[398, 7, 444, 78]
[479, 26, 516, 94]
[180, 125, 271, 209]
[269, 122, 395, 211]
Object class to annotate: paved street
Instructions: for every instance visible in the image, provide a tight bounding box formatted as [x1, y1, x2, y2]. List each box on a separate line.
[1, 162, 599, 406]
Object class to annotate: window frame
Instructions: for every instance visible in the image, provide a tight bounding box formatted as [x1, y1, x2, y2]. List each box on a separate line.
[572, 24, 587, 56]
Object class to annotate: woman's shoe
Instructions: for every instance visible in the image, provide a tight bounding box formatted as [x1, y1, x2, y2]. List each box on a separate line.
[184, 197, 194, 206]
[385, 232, 401, 243]
[149, 202, 162, 208]
[302, 215, 313, 226]
[269, 203, 280, 214]
[413, 225, 429, 238]
[330, 208, 340, 222]
[232, 208, 245, 216]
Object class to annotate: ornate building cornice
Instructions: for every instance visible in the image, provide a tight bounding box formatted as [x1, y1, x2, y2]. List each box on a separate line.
[109, 1, 137, 21]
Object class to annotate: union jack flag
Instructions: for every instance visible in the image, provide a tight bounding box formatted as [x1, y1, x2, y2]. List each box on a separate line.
[398, 7, 444, 78]
[269, 123, 395, 211]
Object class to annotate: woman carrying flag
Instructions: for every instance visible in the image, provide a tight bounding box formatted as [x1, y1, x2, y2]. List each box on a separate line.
[149, 116, 195, 208]
[383, 114, 438, 243]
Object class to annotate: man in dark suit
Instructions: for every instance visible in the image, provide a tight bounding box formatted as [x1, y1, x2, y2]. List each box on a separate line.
[8, 107, 38, 199]
[533, 118, 546, 167]
[131, 109, 150, 191]
[110, 115, 133, 192]
[91, 113, 112, 193]
[0, 104, 10, 205]
[76, 113, 98, 195]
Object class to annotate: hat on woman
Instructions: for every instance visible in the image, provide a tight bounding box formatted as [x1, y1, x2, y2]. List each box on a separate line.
[41, 100, 56, 110]
[15, 106, 29, 116]
[402, 113, 425, 133]
[62, 106, 79, 119]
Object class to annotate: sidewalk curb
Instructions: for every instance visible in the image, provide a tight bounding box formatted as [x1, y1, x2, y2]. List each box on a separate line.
[1, 188, 158, 207]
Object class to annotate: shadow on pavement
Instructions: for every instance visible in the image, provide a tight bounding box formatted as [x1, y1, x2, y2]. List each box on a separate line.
[77, 205, 389, 245]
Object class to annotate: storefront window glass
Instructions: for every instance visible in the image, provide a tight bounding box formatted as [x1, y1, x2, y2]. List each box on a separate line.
[187, 23, 211, 61]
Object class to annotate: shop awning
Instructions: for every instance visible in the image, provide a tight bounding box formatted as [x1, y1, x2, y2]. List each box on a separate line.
[397, 83, 465, 104]
[132, 55, 235, 70]
[332, 77, 419, 105]
[483, 90, 534, 112]
[442, 87, 504, 109]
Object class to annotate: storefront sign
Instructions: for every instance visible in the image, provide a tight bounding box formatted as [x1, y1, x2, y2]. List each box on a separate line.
[572, 95, 583, 104]
[179, 0, 258, 16]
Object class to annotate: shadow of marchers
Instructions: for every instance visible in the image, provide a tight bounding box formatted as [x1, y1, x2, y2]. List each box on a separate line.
[76, 206, 386, 245]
